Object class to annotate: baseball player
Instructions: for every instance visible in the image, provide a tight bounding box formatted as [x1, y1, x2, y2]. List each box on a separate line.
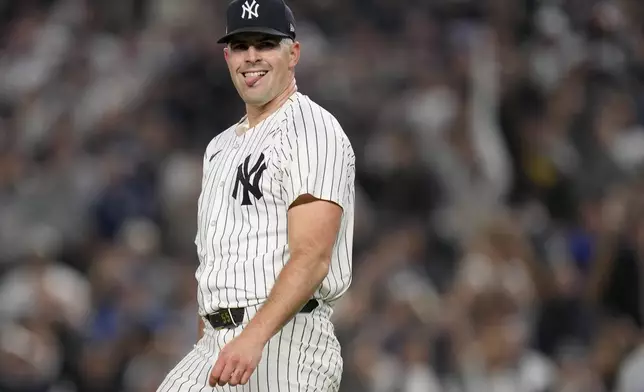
[156, 0, 355, 390]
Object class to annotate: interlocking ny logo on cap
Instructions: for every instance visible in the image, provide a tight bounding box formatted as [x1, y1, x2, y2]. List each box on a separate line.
[241, 0, 259, 19]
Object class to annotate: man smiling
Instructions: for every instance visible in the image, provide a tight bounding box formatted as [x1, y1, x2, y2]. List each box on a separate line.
[155, 0, 356, 391]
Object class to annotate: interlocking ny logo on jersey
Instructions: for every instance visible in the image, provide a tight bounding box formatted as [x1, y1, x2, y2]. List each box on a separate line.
[232, 153, 267, 205]
[241, 0, 259, 19]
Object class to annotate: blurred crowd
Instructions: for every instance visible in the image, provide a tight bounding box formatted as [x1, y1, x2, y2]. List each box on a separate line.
[1, 0, 644, 391]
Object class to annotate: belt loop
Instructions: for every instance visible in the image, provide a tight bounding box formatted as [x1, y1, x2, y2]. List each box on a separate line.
[228, 308, 238, 327]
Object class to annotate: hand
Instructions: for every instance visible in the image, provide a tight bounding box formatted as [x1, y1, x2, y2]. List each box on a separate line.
[209, 331, 265, 387]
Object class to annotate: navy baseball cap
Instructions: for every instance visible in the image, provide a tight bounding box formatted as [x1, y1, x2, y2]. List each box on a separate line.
[217, 0, 296, 44]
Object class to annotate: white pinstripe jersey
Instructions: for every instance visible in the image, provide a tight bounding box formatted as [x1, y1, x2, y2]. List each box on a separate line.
[195, 92, 355, 316]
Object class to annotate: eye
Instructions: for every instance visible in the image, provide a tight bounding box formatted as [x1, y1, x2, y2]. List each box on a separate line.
[230, 43, 249, 51]
[256, 41, 279, 50]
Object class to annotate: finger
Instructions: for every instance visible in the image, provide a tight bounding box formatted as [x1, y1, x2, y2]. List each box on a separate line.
[209, 358, 225, 387]
[240, 368, 254, 385]
[218, 361, 237, 386]
[229, 368, 243, 386]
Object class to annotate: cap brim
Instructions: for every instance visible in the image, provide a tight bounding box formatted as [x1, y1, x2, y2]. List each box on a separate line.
[217, 27, 292, 44]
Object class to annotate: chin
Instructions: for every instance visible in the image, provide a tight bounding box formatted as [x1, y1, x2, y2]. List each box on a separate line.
[242, 92, 274, 106]
[242, 96, 269, 106]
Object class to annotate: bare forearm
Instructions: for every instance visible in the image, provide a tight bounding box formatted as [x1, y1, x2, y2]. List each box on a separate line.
[242, 256, 328, 344]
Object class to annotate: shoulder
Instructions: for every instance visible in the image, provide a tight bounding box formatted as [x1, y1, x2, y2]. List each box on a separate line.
[202, 122, 239, 159]
[283, 93, 353, 149]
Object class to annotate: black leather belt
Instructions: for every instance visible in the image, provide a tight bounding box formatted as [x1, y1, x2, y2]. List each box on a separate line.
[206, 299, 319, 329]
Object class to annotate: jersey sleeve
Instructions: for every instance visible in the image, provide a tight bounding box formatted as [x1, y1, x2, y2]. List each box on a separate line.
[280, 102, 355, 211]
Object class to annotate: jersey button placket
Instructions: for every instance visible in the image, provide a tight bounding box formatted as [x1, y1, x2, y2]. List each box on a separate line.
[210, 181, 224, 227]
[206, 166, 227, 265]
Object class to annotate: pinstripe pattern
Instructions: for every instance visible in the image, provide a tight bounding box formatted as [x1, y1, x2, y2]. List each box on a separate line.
[158, 92, 353, 391]
[195, 92, 354, 311]
[157, 305, 342, 391]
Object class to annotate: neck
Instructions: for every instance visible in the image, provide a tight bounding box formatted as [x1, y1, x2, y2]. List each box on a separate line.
[245, 79, 297, 128]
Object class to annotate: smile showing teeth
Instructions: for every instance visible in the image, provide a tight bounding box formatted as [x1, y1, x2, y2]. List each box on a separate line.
[243, 71, 267, 77]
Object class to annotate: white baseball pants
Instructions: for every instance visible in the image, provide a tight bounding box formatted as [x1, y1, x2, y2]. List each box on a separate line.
[156, 303, 343, 391]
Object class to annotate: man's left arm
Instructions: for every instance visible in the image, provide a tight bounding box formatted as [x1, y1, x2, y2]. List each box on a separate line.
[209, 197, 341, 387]
[209, 115, 355, 387]
[244, 194, 341, 336]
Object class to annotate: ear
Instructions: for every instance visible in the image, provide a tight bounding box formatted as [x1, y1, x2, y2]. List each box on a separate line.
[289, 41, 300, 68]
[224, 46, 230, 61]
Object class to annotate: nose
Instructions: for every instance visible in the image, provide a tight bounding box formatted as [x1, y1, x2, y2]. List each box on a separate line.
[245, 46, 260, 63]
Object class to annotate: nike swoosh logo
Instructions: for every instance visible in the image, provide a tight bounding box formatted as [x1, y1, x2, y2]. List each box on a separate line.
[209, 150, 222, 162]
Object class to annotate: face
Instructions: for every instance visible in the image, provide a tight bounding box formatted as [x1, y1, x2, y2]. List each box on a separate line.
[224, 33, 299, 107]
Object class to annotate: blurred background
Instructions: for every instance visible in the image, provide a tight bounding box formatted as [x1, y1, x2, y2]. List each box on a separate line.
[1, 0, 644, 391]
